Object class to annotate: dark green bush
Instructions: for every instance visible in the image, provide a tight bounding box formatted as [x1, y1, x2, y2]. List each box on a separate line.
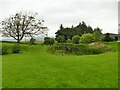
[72, 35, 80, 44]
[55, 35, 66, 43]
[44, 37, 55, 45]
[30, 38, 36, 44]
[12, 44, 20, 54]
[0, 46, 8, 55]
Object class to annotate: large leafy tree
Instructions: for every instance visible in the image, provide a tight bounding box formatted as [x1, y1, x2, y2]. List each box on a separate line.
[1, 11, 48, 43]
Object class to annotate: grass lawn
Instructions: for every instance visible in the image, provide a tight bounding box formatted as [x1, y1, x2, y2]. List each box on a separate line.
[2, 42, 118, 88]
[0, 54, 2, 89]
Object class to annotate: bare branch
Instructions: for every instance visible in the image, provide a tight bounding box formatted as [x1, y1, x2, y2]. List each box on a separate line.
[1, 11, 48, 43]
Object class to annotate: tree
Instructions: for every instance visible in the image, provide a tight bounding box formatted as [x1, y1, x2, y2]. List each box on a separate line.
[104, 33, 112, 42]
[44, 37, 55, 45]
[30, 38, 36, 44]
[56, 35, 66, 43]
[80, 33, 95, 44]
[86, 26, 94, 34]
[1, 11, 48, 43]
[114, 36, 118, 41]
[55, 26, 71, 42]
[94, 27, 102, 34]
[55, 22, 102, 43]
[93, 27, 102, 42]
[60, 24, 64, 30]
[72, 35, 80, 44]
[55, 21, 95, 43]
[75, 21, 88, 34]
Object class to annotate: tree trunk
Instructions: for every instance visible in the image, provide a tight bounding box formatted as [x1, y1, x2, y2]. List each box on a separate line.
[17, 40, 20, 44]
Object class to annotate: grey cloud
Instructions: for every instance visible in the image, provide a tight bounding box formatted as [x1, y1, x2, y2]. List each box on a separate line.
[0, 0, 118, 36]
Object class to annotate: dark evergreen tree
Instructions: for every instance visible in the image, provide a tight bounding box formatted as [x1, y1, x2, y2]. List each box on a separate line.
[55, 22, 102, 43]
[60, 24, 64, 30]
[86, 26, 94, 34]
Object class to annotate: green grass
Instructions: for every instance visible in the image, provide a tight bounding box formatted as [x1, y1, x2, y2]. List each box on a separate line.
[0, 43, 2, 89]
[2, 42, 118, 88]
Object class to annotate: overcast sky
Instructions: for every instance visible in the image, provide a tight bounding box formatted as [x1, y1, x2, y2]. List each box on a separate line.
[0, 0, 119, 37]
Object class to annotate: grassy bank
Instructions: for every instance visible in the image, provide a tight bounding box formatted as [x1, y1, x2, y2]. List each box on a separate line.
[2, 42, 118, 88]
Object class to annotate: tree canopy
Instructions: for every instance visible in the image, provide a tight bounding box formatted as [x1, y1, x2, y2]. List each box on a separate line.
[1, 11, 48, 43]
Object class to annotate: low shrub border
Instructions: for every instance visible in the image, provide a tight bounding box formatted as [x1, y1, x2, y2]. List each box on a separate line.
[48, 42, 113, 55]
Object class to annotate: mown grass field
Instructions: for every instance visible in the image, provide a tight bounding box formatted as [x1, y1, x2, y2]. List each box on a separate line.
[2, 42, 118, 88]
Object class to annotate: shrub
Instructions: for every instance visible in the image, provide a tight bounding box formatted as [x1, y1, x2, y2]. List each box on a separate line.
[0, 46, 8, 55]
[72, 35, 80, 44]
[114, 36, 118, 41]
[93, 31, 102, 42]
[44, 37, 55, 45]
[48, 43, 89, 55]
[44, 37, 50, 45]
[12, 44, 20, 54]
[48, 42, 112, 55]
[66, 39, 71, 43]
[49, 38, 55, 45]
[80, 33, 95, 44]
[30, 38, 36, 44]
[48, 46, 65, 55]
[103, 33, 113, 42]
[89, 42, 112, 53]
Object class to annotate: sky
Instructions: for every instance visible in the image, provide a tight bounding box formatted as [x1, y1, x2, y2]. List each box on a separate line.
[118, 1, 120, 33]
[0, 0, 119, 37]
